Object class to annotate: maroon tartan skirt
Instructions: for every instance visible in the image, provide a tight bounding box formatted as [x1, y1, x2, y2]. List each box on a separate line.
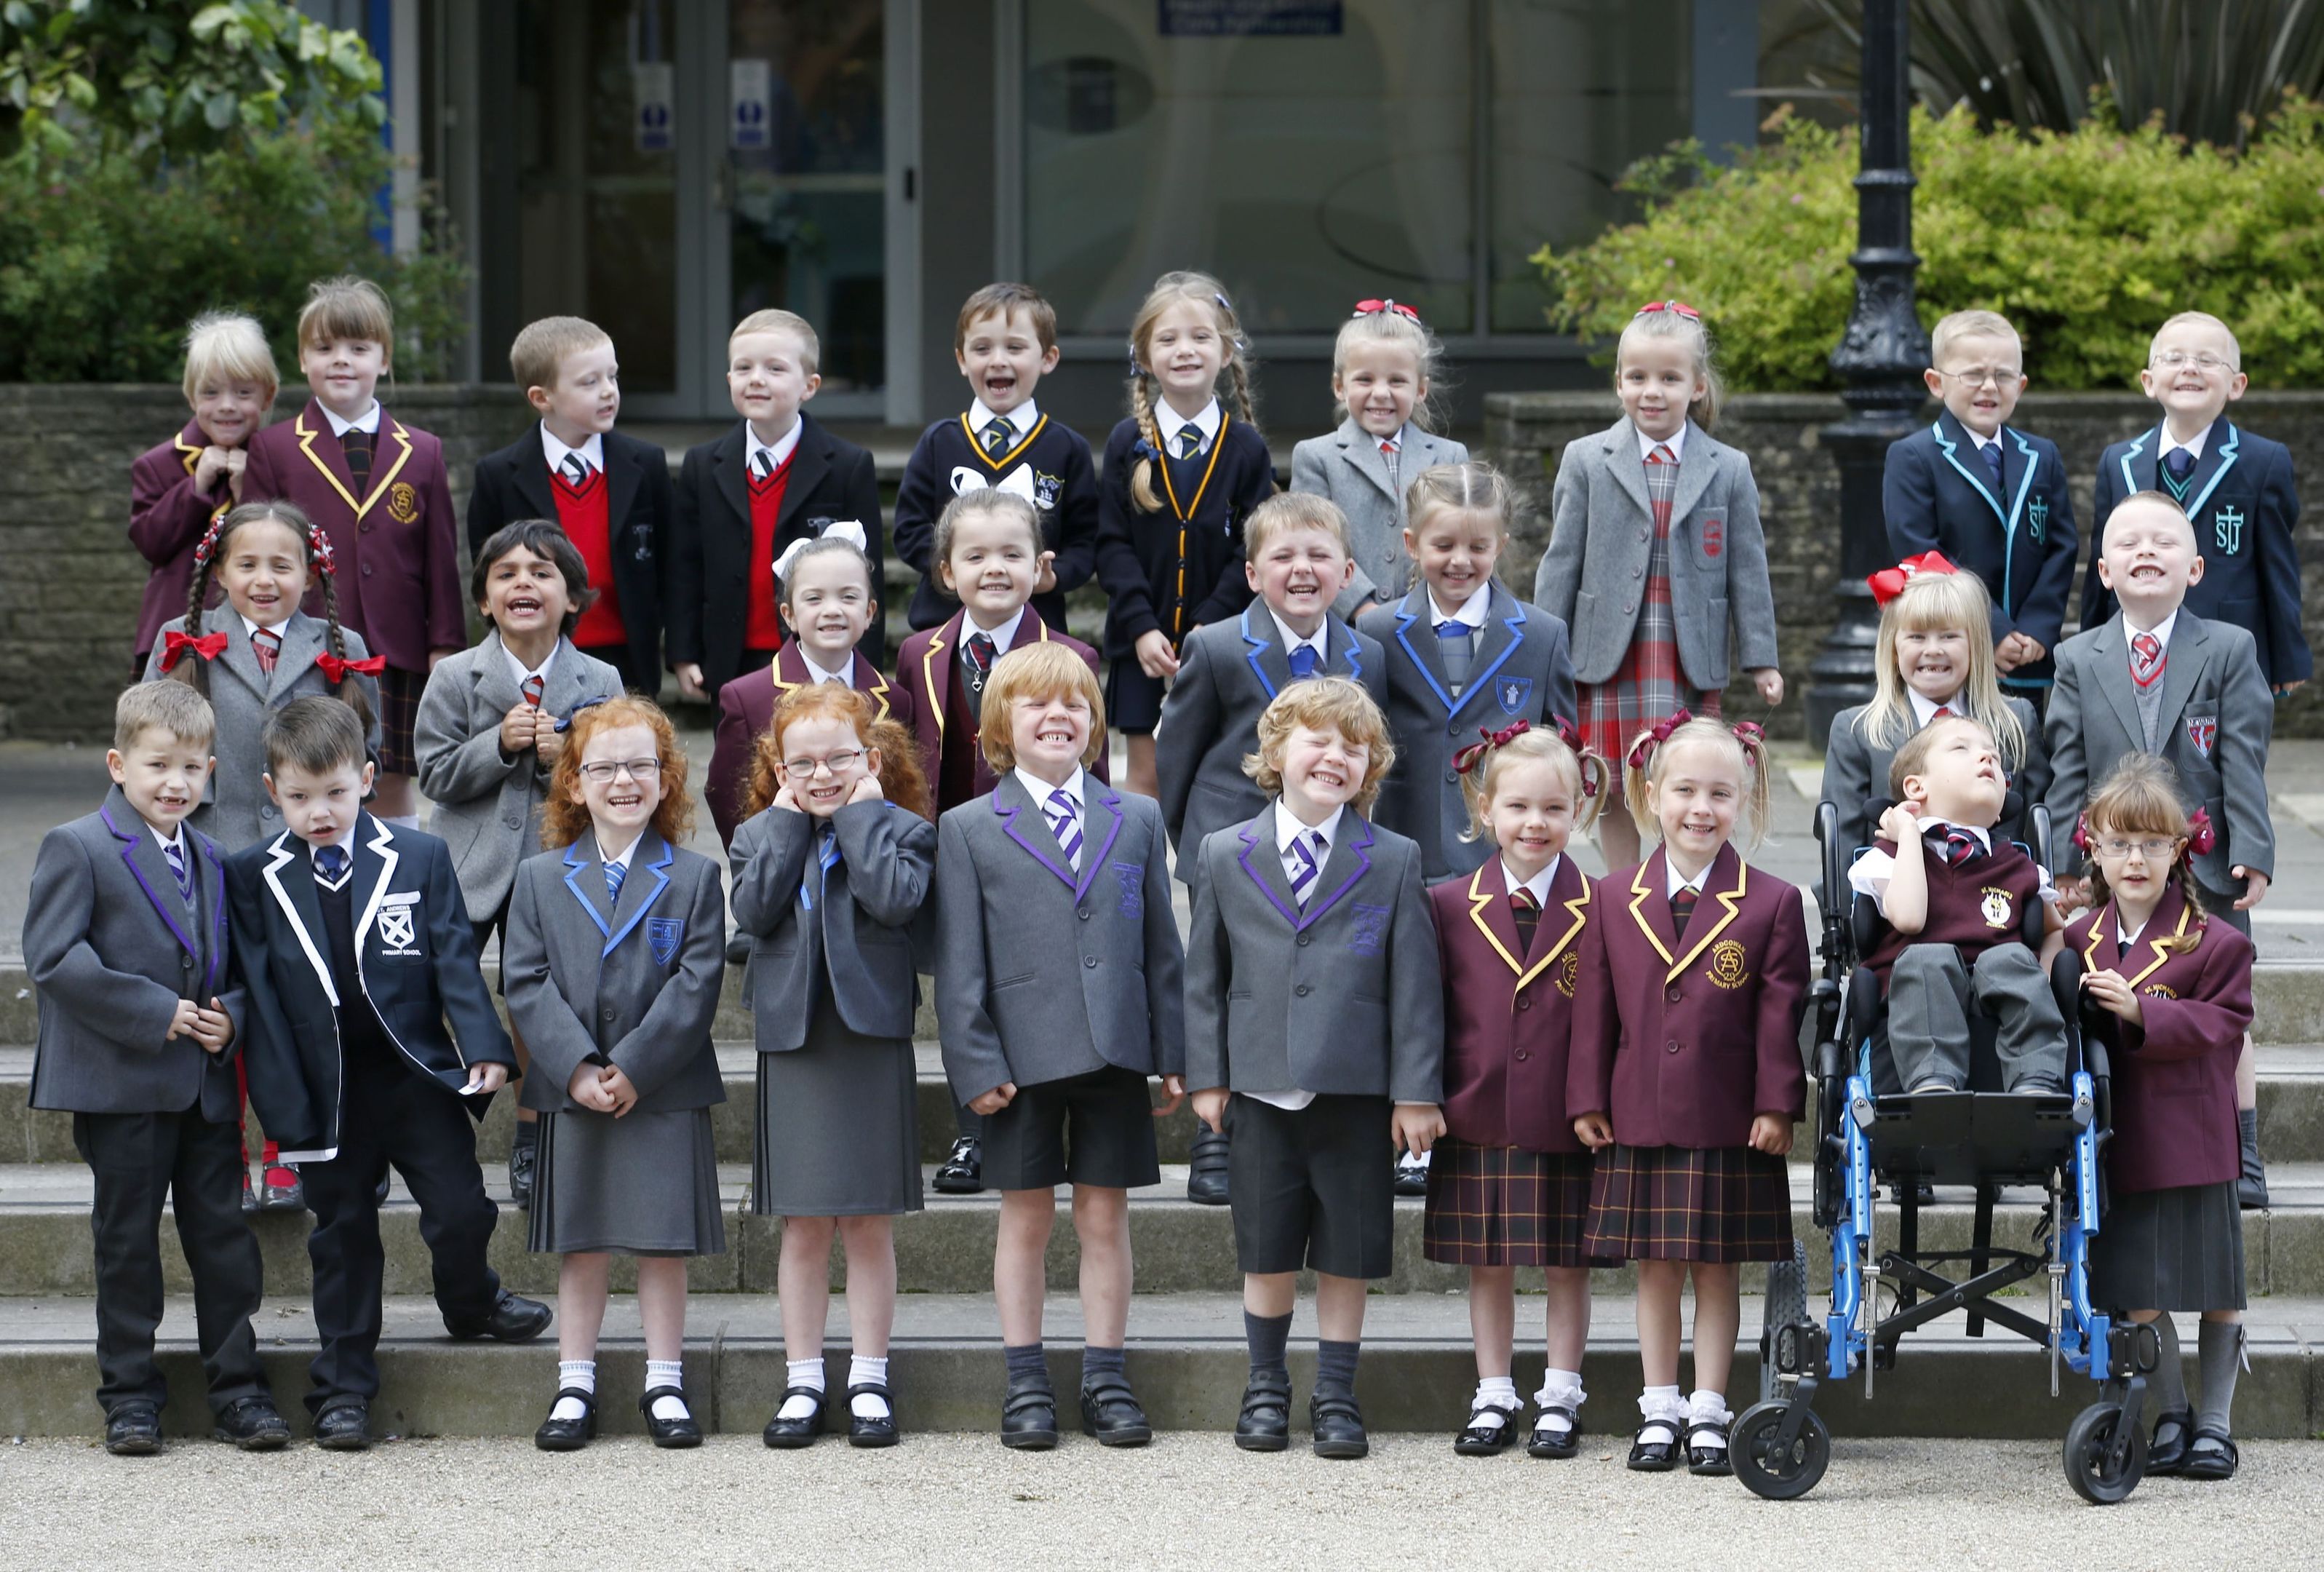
[1422, 1139, 1601, 1268]
[1582, 1142, 1793, 1263]
[373, 663, 428, 775]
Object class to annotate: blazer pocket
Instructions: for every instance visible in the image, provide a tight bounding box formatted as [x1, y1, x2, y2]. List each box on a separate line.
[992, 972, 1038, 991]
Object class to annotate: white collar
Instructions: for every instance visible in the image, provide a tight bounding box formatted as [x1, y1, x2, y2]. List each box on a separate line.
[318, 400, 381, 438]
[1276, 801, 1347, 854]
[1966, 426, 2005, 452]
[1372, 421, 1412, 453]
[962, 608, 1022, 656]
[1908, 688, 1966, 726]
[797, 647, 854, 687]
[148, 820, 187, 854]
[1155, 397, 1222, 449]
[1666, 857, 1714, 898]
[1428, 580, 1493, 630]
[2116, 913, 2149, 947]
[1636, 421, 1687, 463]
[501, 639, 558, 688]
[1503, 854, 1559, 906]
[2122, 607, 2180, 649]
[2160, 423, 2210, 462]
[748, 418, 804, 472]
[239, 612, 292, 643]
[1920, 817, 1994, 852]
[541, 424, 605, 475]
[597, 833, 644, 872]
[305, 825, 359, 857]
[972, 397, 1037, 438]
[1016, 765, 1083, 811]
[1268, 606, 1328, 656]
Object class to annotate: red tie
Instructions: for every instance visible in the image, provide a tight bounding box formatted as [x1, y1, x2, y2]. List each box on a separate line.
[1669, 885, 1698, 937]
[1931, 704, 1953, 719]
[2131, 632, 2165, 690]
[252, 627, 280, 675]
[1510, 885, 1540, 948]
[521, 674, 545, 708]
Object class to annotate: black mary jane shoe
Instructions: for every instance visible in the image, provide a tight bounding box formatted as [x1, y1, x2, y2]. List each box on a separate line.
[1234, 1372, 1292, 1452]
[1308, 1389, 1369, 1460]
[2146, 1407, 2195, 1476]
[2181, 1427, 2240, 1482]
[847, 1383, 900, 1449]
[933, 1135, 984, 1196]
[1078, 1374, 1153, 1448]
[1628, 1418, 1681, 1472]
[312, 1400, 372, 1452]
[1686, 1419, 1733, 1477]
[1527, 1405, 1582, 1460]
[212, 1396, 291, 1451]
[762, 1386, 827, 1449]
[1394, 1150, 1430, 1197]
[104, 1402, 162, 1456]
[1452, 1400, 1519, 1456]
[1000, 1375, 1059, 1450]
[1187, 1127, 1231, 1206]
[640, 1386, 703, 1450]
[533, 1388, 597, 1452]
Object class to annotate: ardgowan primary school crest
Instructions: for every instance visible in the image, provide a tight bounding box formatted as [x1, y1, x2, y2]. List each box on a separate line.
[1980, 887, 2015, 929]
[1706, 939, 1750, 990]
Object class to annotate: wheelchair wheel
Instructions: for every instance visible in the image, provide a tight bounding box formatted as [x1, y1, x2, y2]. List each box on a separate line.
[1759, 1240, 1811, 1403]
[1731, 1400, 1831, 1501]
[2063, 1401, 2149, 1505]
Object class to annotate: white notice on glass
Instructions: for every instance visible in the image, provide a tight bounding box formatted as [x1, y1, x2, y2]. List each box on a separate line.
[731, 59, 772, 151]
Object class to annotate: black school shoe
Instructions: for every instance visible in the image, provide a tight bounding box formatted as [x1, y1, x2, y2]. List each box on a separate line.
[1187, 1128, 1230, 1206]
[1527, 1406, 1582, 1459]
[533, 1388, 597, 1452]
[1309, 1388, 1369, 1460]
[103, 1402, 162, 1456]
[640, 1386, 702, 1449]
[1628, 1418, 1681, 1472]
[2147, 1407, 2195, 1475]
[1000, 1373, 1059, 1450]
[445, 1290, 554, 1343]
[1453, 1400, 1519, 1456]
[933, 1135, 984, 1195]
[313, 1399, 372, 1451]
[1234, 1372, 1292, 1452]
[1078, 1373, 1153, 1447]
[1394, 1149, 1430, 1197]
[1686, 1418, 1732, 1476]
[509, 1132, 538, 1212]
[2181, 1428, 2240, 1481]
[763, 1387, 827, 1449]
[213, 1396, 291, 1450]
[848, 1383, 900, 1448]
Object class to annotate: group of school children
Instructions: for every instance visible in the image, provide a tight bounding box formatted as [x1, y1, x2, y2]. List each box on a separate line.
[22, 269, 2285, 1483]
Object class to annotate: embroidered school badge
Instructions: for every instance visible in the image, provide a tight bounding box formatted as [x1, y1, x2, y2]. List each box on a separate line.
[386, 481, 420, 524]
[2027, 494, 2049, 541]
[2215, 505, 2245, 555]
[1556, 949, 1581, 999]
[2186, 716, 2218, 759]
[2141, 983, 2179, 1000]
[1497, 677, 1532, 715]
[1979, 888, 2015, 929]
[1701, 519, 1724, 559]
[1113, 861, 1144, 918]
[377, 906, 420, 956]
[1032, 471, 1064, 510]
[1347, 903, 1390, 956]
[648, 917, 683, 966]
[1706, 939, 1750, 990]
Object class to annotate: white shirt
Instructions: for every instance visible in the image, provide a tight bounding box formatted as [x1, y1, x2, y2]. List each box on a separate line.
[2117, 913, 2150, 948]
[797, 648, 854, 688]
[239, 612, 290, 645]
[1636, 423, 1687, 464]
[148, 821, 188, 858]
[600, 835, 642, 873]
[2160, 424, 2210, 465]
[1375, 421, 1409, 456]
[1908, 688, 1966, 726]
[1503, 855, 1560, 908]
[1666, 858, 1713, 900]
[1847, 818, 2056, 910]
[972, 398, 1036, 448]
[1016, 766, 1084, 862]
[1967, 428, 2005, 457]
[501, 641, 557, 692]
[1267, 608, 1327, 668]
[1428, 580, 1492, 631]
[541, 424, 605, 478]
[1250, 801, 1347, 1113]
[961, 608, 1022, 653]
[2123, 607, 2179, 651]
[748, 418, 804, 477]
[1155, 397, 1222, 458]
[319, 401, 381, 438]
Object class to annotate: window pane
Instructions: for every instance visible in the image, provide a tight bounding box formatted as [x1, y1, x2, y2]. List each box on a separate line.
[1024, 1, 1474, 338]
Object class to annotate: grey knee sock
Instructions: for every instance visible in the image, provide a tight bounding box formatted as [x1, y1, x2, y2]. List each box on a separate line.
[2146, 1315, 2188, 1413]
[1082, 1343, 1126, 1382]
[2196, 1319, 2244, 1434]
[1244, 1311, 1292, 1381]
[1316, 1338, 1361, 1394]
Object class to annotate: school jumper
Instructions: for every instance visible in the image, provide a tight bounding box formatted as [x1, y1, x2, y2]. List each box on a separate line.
[892, 404, 1101, 632]
[895, 603, 1105, 813]
[1822, 692, 2048, 854]
[1287, 418, 1469, 615]
[705, 645, 912, 846]
[128, 419, 234, 673]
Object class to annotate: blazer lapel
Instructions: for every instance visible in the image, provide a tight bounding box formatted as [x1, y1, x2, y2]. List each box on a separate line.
[97, 795, 197, 962]
[602, 432, 643, 544]
[1389, 587, 1459, 714]
[258, 829, 338, 1006]
[1235, 805, 1306, 929]
[712, 424, 753, 536]
[851, 652, 897, 722]
[776, 418, 830, 535]
[556, 838, 610, 1001]
[2154, 616, 2210, 747]
[990, 775, 1077, 891]
[1239, 603, 1292, 700]
[1325, 614, 1368, 685]
[1469, 856, 1591, 985]
[1299, 811, 1375, 930]
[2181, 418, 2241, 523]
[1600, 421, 1653, 517]
[1625, 847, 1682, 968]
[1666, 425, 1716, 530]
[602, 833, 674, 956]
[292, 400, 365, 515]
[1463, 860, 1529, 977]
[213, 620, 273, 700]
[1666, 843, 1747, 982]
[1076, 782, 1126, 905]
[2088, 619, 2144, 745]
[193, 830, 229, 997]
[513, 426, 561, 523]
[472, 630, 525, 718]
[1339, 417, 1398, 502]
[2116, 426, 2160, 501]
[543, 635, 605, 716]
[920, 612, 960, 748]
[350, 817, 400, 958]
[271, 615, 327, 691]
[2079, 904, 2125, 978]
[1452, 585, 1529, 722]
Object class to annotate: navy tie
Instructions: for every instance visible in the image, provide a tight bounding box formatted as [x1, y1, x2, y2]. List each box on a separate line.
[163, 840, 194, 902]
[314, 844, 349, 884]
[801, 822, 840, 909]
[1981, 440, 2004, 492]
[2164, 447, 2196, 485]
[1175, 426, 1203, 460]
[1287, 644, 1318, 680]
[604, 860, 626, 904]
[982, 420, 1014, 460]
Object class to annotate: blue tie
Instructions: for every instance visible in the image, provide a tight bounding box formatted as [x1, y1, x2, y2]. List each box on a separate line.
[801, 822, 840, 909]
[1981, 440, 2004, 493]
[2164, 447, 2196, 485]
[604, 860, 625, 905]
[314, 844, 349, 884]
[1287, 643, 1318, 680]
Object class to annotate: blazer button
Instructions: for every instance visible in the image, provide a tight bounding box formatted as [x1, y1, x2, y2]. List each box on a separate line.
[262, 803, 276, 818]
[362, 563, 374, 576]
[504, 812, 522, 830]
[1295, 984, 1311, 997]
[1632, 566, 1642, 579]
[1444, 769, 1459, 785]
[181, 953, 195, 969]
[1514, 1048, 1530, 1060]
[1297, 934, 1310, 946]
[1638, 529, 1648, 542]
[1666, 1039, 1681, 1055]
[1517, 996, 1532, 1011]
[359, 521, 373, 534]
[602, 1007, 618, 1022]
[1666, 984, 1682, 1003]
[1622, 601, 1634, 615]
[1083, 955, 1097, 969]
[1078, 908, 1091, 921]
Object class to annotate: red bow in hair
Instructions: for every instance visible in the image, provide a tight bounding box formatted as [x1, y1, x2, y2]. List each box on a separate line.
[308, 525, 338, 576]
[1627, 708, 1694, 770]
[2072, 813, 2092, 854]
[1635, 300, 1700, 320]
[1732, 720, 1765, 761]
[1867, 551, 1957, 606]
[160, 630, 230, 671]
[1453, 719, 1532, 776]
[2186, 809, 2216, 857]
[1353, 298, 1421, 323]
[317, 653, 385, 683]
[191, 515, 228, 573]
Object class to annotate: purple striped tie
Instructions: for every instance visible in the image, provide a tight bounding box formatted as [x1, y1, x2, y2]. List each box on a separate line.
[1289, 830, 1324, 905]
[1046, 787, 1082, 870]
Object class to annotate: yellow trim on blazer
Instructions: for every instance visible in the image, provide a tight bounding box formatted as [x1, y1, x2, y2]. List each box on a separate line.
[1465, 863, 1590, 990]
[770, 652, 896, 723]
[920, 613, 1053, 744]
[958, 410, 1049, 472]
[1628, 855, 1750, 983]
[293, 408, 416, 521]
[173, 429, 203, 475]
[2081, 898, 2194, 991]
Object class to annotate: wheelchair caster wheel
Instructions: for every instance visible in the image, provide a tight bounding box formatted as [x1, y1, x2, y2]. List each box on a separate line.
[1731, 1400, 1830, 1501]
[2064, 1400, 2149, 1505]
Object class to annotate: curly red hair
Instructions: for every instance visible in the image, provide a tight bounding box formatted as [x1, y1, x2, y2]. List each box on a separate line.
[742, 683, 933, 822]
[540, 696, 696, 849]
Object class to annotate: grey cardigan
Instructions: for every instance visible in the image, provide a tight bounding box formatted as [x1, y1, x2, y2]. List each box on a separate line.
[1289, 418, 1469, 616]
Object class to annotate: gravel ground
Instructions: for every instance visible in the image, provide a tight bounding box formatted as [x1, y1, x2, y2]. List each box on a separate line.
[0, 1434, 2316, 1570]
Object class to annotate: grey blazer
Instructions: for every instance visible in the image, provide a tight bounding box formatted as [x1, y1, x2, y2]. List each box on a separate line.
[933, 774, 1187, 1103]
[731, 799, 935, 1050]
[501, 830, 729, 1115]
[1183, 803, 1444, 1103]
[1823, 695, 2050, 852]
[1532, 418, 1779, 689]
[25, 786, 244, 1119]
[414, 632, 621, 923]
[143, 611, 383, 853]
[2045, 614, 2275, 889]
[1289, 418, 1470, 614]
[1153, 603, 1388, 882]
[1356, 582, 1578, 882]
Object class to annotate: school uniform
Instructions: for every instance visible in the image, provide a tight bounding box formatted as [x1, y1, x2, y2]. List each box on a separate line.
[225, 815, 516, 1412]
[732, 799, 936, 1215]
[1882, 409, 2079, 691]
[894, 603, 1105, 814]
[2068, 886, 2254, 1309]
[667, 411, 885, 694]
[892, 401, 1101, 632]
[2082, 418, 2308, 691]
[1570, 845, 1807, 1263]
[501, 831, 728, 1255]
[1153, 603, 1388, 884]
[1357, 582, 1579, 883]
[140, 611, 385, 852]
[1533, 419, 1777, 763]
[1287, 418, 1470, 615]
[1822, 691, 2048, 853]
[705, 644, 912, 846]
[934, 772, 1185, 1190]
[1422, 855, 1611, 1267]
[466, 424, 674, 694]
[1091, 403, 1275, 732]
[1183, 803, 1443, 1277]
[240, 398, 463, 775]
[24, 788, 266, 1420]
[128, 420, 234, 673]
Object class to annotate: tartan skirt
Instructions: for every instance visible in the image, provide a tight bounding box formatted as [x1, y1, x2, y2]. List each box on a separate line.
[1577, 577, 1722, 765]
[1422, 1140, 1601, 1268]
[375, 663, 428, 775]
[1583, 1141, 1794, 1263]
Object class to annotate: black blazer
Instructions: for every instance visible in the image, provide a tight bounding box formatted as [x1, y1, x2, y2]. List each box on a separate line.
[465, 425, 673, 688]
[667, 412, 886, 691]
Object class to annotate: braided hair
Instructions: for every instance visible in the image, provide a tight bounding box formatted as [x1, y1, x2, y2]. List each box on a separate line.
[170, 500, 375, 735]
[1125, 271, 1260, 513]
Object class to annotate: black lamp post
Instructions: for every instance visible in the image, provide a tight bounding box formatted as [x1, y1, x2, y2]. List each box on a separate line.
[1804, 0, 1930, 751]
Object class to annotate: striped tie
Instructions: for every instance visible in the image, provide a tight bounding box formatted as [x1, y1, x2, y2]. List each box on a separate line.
[1670, 884, 1698, 938]
[1510, 884, 1540, 948]
[341, 428, 373, 497]
[252, 627, 280, 675]
[163, 840, 194, 902]
[521, 674, 545, 708]
[1046, 787, 1082, 870]
[314, 844, 349, 886]
[801, 822, 840, 909]
[1175, 426, 1203, 460]
[982, 420, 1014, 460]
[1289, 830, 1325, 906]
[604, 860, 626, 905]
[560, 453, 592, 487]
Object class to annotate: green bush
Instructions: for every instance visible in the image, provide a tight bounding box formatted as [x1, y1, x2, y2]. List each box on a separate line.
[1535, 98, 2324, 392]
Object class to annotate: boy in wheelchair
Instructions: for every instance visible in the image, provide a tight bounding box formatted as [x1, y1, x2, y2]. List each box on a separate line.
[1846, 714, 2069, 1096]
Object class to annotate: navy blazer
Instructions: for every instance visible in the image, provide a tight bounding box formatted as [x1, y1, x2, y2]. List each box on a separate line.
[1883, 408, 2079, 689]
[2082, 418, 2309, 689]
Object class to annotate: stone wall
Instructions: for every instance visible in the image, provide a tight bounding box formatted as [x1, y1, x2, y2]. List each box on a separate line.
[1487, 389, 2324, 739]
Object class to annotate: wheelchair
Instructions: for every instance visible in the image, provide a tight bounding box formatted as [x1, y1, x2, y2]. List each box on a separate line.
[1730, 793, 2155, 1505]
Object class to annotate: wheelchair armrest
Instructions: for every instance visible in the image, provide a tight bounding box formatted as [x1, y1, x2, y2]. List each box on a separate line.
[2030, 802, 2054, 874]
[1851, 889, 1885, 961]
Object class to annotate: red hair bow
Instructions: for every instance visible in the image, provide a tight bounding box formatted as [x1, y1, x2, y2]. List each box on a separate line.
[308, 525, 338, 576]
[1627, 708, 1694, 770]
[2072, 813, 2092, 854]
[1635, 300, 1700, 320]
[1353, 298, 1421, 323]
[1453, 719, 1532, 776]
[317, 653, 385, 683]
[1732, 720, 1765, 761]
[160, 630, 230, 671]
[191, 515, 228, 573]
[2186, 808, 2216, 857]
[1867, 551, 1957, 606]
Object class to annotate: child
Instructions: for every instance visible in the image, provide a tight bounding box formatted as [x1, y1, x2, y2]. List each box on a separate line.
[1532, 301, 1782, 873]
[1184, 678, 1444, 1460]
[226, 698, 551, 1448]
[2069, 755, 2256, 1481]
[1824, 553, 2048, 854]
[1847, 715, 2069, 1095]
[733, 685, 936, 1448]
[1569, 716, 1806, 1477]
[130, 312, 278, 678]
[1289, 298, 1469, 616]
[933, 645, 1183, 1448]
[415, 520, 622, 1208]
[1092, 271, 1276, 799]
[894, 282, 1100, 633]
[1425, 718, 1612, 1459]
[1882, 309, 2079, 702]
[466, 316, 674, 695]
[2082, 311, 2308, 696]
[2048, 491, 2276, 1204]
[240, 276, 461, 826]
[23, 683, 287, 1456]
[1359, 462, 1578, 885]
[502, 696, 728, 1450]
[669, 308, 885, 699]
[706, 531, 912, 847]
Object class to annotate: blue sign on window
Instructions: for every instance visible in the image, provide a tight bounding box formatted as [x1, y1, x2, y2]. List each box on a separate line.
[1158, 1, 1343, 37]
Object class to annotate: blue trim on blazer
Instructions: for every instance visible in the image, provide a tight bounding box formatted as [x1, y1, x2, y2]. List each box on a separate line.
[561, 835, 675, 956]
[2118, 421, 2241, 525]
[1390, 592, 1529, 720]
[1930, 420, 2041, 617]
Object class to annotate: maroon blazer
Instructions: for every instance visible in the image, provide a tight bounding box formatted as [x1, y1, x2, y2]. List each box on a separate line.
[240, 397, 463, 671]
[1568, 843, 1810, 1150]
[2066, 884, 2253, 1192]
[128, 421, 233, 667]
[894, 606, 1104, 806]
[705, 645, 913, 846]
[1429, 855, 1611, 1154]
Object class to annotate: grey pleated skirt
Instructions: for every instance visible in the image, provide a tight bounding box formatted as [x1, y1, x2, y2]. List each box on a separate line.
[2089, 1180, 2245, 1311]
[752, 986, 923, 1218]
[527, 1105, 727, 1257]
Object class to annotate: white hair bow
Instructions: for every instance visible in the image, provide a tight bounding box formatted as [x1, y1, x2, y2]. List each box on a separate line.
[771, 518, 870, 582]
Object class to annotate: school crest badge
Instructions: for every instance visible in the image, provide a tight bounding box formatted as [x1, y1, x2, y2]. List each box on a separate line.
[1980, 888, 2015, 929]
[1113, 861, 1144, 918]
[1701, 519, 1724, 559]
[2027, 493, 2048, 541]
[378, 905, 419, 956]
[2215, 505, 2245, 555]
[1497, 677, 1532, 716]
[1032, 471, 1064, 510]
[386, 481, 420, 524]
[648, 917, 683, 966]
[2141, 983, 2179, 1000]
[1347, 903, 1390, 956]
[1706, 940, 1750, 990]
[2186, 716, 2217, 759]
[1556, 950, 1580, 999]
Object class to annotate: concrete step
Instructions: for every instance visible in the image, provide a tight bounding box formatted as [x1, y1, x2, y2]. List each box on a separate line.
[1, 1290, 2315, 1440]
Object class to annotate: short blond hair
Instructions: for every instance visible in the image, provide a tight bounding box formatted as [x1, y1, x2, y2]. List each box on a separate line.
[977, 644, 1108, 773]
[298, 276, 394, 353]
[1930, 309, 2021, 368]
[509, 315, 612, 394]
[115, 681, 215, 753]
[1244, 677, 1396, 814]
[180, 312, 279, 405]
[729, 308, 820, 375]
[2152, 311, 2241, 367]
[1243, 492, 1350, 561]
[1890, 712, 1994, 801]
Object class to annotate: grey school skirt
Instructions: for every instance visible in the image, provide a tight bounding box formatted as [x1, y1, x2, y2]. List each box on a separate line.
[2088, 1180, 2245, 1311]
[527, 1105, 728, 1258]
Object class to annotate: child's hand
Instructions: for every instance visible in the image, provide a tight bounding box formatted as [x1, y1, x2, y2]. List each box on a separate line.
[675, 663, 707, 701]
[499, 702, 537, 755]
[1993, 632, 2029, 672]
[2235, 868, 2270, 911]
[1572, 1112, 1614, 1150]
[1153, 1073, 1186, 1119]
[846, 774, 885, 806]
[2051, 874, 2090, 916]
[464, 1063, 509, 1095]
[968, 1082, 1017, 1116]
[532, 708, 564, 763]
[2082, 966, 2144, 1026]
[600, 1066, 638, 1117]
[1749, 1113, 1795, 1156]
[1750, 667, 1784, 706]
[771, 780, 802, 813]
[193, 445, 234, 493]
[1032, 549, 1058, 595]
[167, 999, 203, 1041]
[223, 447, 247, 501]
[1134, 630, 1180, 680]
[190, 998, 234, 1055]
[1876, 801, 1924, 846]
[568, 1061, 617, 1112]
[1392, 1101, 1446, 1156]
[1192, 1087, 1230, 1134]
[2277, 680, 2307, 699]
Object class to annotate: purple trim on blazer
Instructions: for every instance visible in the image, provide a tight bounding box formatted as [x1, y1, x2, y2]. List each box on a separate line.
[98, 804, 200, 968]
[1235, 809, 1375, 932]
[991, 777, 1121, 903]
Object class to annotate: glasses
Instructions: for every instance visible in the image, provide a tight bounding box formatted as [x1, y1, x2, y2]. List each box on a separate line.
[2150, 350, 2237, 373]
[577, 758, 663, 784]
[1938, 366, 2021, 389]
[2096, 836, 2184, 862]
[781, 749, 865, 778]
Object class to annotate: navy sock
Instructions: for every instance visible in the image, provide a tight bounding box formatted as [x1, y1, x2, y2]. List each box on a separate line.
[1003, 1343, 1048, 1387]
[1316, 1338, 1361, 1394]
[1244, 1311, 1292, 1381]
[1082, 1343, 1126, 1382]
